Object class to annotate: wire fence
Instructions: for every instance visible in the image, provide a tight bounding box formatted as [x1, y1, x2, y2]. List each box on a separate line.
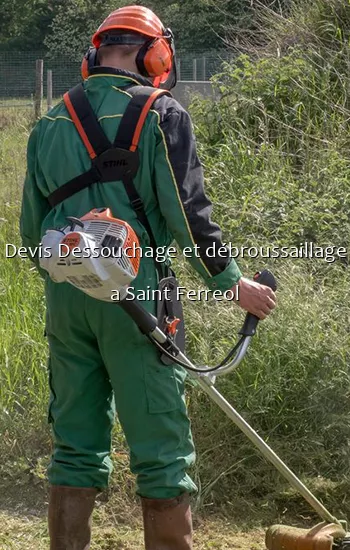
[0, 50, 232, 110]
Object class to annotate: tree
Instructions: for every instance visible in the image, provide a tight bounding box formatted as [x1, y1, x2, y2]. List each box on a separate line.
[0, 0, 280, 55]
[43, 0, 248, 57]
[44, 0, 140, 59]
[0, 0, 54, 51]
[158, 0, 249, 51]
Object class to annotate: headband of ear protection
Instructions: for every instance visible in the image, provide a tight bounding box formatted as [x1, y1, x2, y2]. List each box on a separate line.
[81, 47, 98, 81]
[81, 28, 177, 90]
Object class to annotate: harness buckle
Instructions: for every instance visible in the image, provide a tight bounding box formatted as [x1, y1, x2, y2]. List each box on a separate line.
[131, 197, 144, 212]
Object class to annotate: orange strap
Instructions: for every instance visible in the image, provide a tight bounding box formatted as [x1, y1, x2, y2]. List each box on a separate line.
[63, 91, 97, 160]
[129, 89, 168, 152]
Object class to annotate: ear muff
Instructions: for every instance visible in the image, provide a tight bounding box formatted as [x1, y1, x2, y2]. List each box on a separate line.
[157, 29, 177, 90]
[136, 36, 173, 78]
[81, 47, 98, 80]
[157, 56, 178, 91]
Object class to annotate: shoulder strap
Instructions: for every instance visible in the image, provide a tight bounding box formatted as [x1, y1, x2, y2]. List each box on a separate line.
[114, 86, 171, 151]
[63, 83, 111, 158]
[116, 86, 172, 281]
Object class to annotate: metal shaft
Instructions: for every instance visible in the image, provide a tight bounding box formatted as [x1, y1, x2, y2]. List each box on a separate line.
[195, 376, 338, 524]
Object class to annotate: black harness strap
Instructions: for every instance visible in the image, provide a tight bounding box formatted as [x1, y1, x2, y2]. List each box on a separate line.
[67, 83, 111, 156]
[48, 166, 101, 208]
[121, 175, 159, 253]
[112, 85, 171, 258]
[113, 86, 162, 149]
[48, 83, 113, 207]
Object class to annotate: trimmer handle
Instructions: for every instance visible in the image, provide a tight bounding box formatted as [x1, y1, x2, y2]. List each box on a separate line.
[238, 270, 277, 337]
[119, 298, 158, 335]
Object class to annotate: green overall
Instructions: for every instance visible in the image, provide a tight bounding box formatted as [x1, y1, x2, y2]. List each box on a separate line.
[20, 69, 242, 498]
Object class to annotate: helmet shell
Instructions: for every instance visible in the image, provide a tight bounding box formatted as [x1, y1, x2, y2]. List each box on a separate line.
[92, 6, 165, 48]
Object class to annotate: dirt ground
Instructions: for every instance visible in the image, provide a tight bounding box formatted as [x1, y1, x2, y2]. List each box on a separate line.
[0, 478, 266, 550]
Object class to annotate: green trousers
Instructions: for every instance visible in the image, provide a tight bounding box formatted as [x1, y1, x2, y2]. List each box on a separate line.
[44, 258, 197, 499]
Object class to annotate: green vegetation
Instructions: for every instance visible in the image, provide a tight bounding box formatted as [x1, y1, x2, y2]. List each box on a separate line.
[0, 0, 292, 55]
[0, 0, 252, 55]
[0, 0, 350, 546]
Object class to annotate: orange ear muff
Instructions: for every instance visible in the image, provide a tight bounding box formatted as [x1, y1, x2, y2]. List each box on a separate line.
[81, 56, 89, 80]
[81, 47, 98, 80]
[136, 37, 173, 78]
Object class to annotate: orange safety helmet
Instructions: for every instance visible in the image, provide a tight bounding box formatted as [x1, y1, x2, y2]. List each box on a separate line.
[81, 5, 177, 90]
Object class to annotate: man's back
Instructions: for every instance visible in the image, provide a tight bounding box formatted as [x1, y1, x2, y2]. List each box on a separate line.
[22, 70, 178, 255]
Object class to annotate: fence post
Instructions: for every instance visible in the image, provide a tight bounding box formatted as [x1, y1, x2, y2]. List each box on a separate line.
[35, 59, 44, 119]
[177, 59, 181, 81]
[203, 57, 206, 80]
[193, 59, 197, 81]
[47, 70, 53, 111]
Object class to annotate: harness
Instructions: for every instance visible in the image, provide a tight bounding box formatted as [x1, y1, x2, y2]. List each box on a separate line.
[47, 82, 184, 352]
[47, 82, 172, 278]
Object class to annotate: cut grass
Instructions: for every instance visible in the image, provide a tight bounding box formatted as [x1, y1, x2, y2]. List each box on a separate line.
[0, 509, 265, 550]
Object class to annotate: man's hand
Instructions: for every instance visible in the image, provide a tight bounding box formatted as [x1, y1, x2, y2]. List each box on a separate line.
[232, 277, 277, 320]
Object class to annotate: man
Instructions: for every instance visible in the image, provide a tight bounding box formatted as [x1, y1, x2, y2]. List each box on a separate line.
[20, 5, 276, 550]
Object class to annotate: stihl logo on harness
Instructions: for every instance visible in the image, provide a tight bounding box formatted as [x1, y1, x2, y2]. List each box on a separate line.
[103, 159, 127, 168]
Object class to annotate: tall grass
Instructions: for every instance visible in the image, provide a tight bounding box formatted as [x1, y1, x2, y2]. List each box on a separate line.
[186, 0, 350, 519]
[0, 110, 50, 465]
[1, 0, 350, 524]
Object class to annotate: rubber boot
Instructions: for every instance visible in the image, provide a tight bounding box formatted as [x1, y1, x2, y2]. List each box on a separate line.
[141, 493, 193, 550]
[48, 485, 98, 550]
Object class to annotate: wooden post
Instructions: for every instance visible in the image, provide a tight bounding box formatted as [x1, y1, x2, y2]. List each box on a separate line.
[47, 70, 53, 111]
[34, 59, 44, 119]
[203, 57, 207, 80]
[193, 59, 197, 81]
[177, 59, 181, 81]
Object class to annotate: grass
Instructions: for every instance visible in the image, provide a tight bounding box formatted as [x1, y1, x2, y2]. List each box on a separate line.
[183, 0, 350, 519]
[1, 1, 350, 545]
[0, 455, 267, 548]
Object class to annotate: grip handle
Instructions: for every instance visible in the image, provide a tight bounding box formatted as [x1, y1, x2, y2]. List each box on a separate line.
[119, 298, 158, 335]
[238, 270, 277, 337]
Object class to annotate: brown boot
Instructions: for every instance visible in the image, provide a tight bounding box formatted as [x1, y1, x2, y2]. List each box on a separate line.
[141, 493, 193, 550]
[48, 485, 98, 550]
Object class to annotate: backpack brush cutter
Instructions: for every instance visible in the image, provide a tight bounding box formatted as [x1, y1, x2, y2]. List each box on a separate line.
[40, 208, 350, 550]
